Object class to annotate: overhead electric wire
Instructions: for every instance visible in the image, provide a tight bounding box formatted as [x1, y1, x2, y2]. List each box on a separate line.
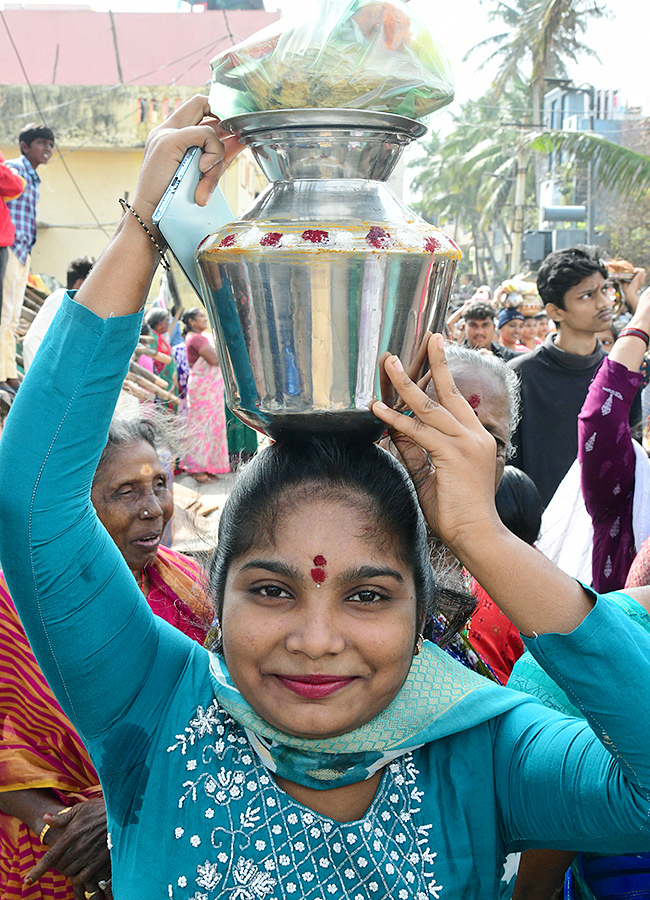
[0, 8, 243, 236]
[1, 9, 111, 237]
[0, 31, 232, 124]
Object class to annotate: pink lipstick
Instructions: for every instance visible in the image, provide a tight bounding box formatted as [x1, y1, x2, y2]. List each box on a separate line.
[275, 674, 356, 699]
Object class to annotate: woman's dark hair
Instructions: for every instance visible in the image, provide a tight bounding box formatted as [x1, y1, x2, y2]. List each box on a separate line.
[181, 307, 202, 337]
[495, 465, 543, 545]
[208, 436, 472, 650]
[537, 245, 608, 311]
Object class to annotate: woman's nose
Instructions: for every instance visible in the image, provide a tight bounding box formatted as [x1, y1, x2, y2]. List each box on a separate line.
[139, 490, 163, 519]
[284, 603, 346, 659]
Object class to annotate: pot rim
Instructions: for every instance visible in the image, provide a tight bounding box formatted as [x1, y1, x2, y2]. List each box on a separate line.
[221, 108, 427, 141]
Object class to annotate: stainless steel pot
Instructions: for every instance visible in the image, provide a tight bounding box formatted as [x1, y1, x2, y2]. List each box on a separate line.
[196, 109, 460, 439]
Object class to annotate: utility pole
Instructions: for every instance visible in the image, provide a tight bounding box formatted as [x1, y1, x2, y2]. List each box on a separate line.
[511, 133, 529, 276]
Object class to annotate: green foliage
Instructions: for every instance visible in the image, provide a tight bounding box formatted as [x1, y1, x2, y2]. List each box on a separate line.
[528, 130, 650, 196]
[408, 0, 650, 282]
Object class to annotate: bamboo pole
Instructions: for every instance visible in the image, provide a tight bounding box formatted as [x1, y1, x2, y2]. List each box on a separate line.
[22, 296, 42, 314]
[122, 380, 151, 403]
[129, 360, 168, 389]
[134, 343, 159, 359]
[126, 372, 179, 406]
[20, 306, 37, 323]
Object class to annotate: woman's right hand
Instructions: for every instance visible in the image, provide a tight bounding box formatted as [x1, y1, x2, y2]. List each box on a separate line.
[132, 94, 245, 226]
[26, 799, 111, 899]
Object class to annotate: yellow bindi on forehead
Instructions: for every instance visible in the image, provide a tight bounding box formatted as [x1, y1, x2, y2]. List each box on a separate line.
[140, 464, 154, 477]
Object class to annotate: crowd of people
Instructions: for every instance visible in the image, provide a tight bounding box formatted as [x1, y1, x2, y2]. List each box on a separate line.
[0, 125, 258, 477]
[1, 96, 650, 900]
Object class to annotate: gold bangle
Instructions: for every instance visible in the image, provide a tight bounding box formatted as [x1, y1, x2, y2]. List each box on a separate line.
[118, 198, 170, 271]
[38, 805, 73, 844]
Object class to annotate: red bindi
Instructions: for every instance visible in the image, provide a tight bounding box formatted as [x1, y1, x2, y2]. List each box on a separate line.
[467, 394, 481, 410]
[311, 556, 327, 583]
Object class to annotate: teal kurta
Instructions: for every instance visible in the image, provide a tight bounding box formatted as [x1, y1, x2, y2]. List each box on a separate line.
[2, 295, 650, 900]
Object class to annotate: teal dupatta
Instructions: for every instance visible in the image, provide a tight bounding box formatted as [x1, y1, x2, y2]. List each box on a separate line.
[209, 640, 529, 790]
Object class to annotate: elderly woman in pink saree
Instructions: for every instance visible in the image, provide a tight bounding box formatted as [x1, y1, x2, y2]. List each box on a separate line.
[179, 308, 230, 483]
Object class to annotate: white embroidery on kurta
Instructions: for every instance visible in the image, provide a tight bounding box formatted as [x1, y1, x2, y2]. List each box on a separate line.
[600, 387, 623, 416]
[165, 701, 443, 900]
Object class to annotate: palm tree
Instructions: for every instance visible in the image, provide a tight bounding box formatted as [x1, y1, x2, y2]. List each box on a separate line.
[526, 129, 650, 196]
[410, 81, 537, 281]
[470, 0, 606, 126]
[464, 0, 607, 270]
[412, 0, 650, 276]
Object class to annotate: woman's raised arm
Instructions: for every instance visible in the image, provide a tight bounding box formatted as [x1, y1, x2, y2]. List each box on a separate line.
[0, 97, 242, 740]
[372, 334, 593, 638]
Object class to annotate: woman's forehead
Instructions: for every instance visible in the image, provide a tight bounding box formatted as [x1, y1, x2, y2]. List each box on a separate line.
[96, 440, 163, 485]
[244, 491, 398, 563]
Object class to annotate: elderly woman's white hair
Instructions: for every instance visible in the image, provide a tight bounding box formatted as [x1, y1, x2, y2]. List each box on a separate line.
[443, 342, 521, 457]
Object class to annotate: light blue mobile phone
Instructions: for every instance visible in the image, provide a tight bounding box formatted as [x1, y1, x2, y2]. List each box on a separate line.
[152, 147, 233, 300]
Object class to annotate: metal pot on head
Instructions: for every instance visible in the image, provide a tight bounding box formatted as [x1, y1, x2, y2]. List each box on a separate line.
[196, 108, 460, 440]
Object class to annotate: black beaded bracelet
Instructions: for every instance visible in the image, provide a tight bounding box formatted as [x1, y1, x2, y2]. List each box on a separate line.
[118, 198, 170, 271]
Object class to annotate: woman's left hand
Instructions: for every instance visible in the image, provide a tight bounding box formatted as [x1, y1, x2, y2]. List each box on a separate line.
[371, 334, 501, 552]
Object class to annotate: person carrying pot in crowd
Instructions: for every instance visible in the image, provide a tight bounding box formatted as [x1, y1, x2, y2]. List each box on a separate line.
[4, 97, 650, 900]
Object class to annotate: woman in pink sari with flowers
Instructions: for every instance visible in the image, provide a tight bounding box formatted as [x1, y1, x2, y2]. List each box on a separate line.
[179, 307, 230, 483]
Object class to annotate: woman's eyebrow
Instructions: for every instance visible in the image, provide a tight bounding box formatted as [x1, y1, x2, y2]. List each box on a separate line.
[337, 565, 404, 584]
[239, 559, 302, 580]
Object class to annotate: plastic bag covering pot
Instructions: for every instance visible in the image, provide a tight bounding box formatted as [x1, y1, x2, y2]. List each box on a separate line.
[209, 0, 454, 121]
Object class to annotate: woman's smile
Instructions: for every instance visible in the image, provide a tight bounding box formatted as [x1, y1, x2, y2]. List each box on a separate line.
[273, 673, 360, 699]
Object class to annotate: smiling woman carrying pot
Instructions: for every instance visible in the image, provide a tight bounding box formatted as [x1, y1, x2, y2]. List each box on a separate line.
[1, 97, 650, 900]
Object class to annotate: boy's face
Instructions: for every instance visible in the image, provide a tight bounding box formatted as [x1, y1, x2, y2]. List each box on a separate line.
[548, 272, 613, 336]
[21, 137, 54, 169]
